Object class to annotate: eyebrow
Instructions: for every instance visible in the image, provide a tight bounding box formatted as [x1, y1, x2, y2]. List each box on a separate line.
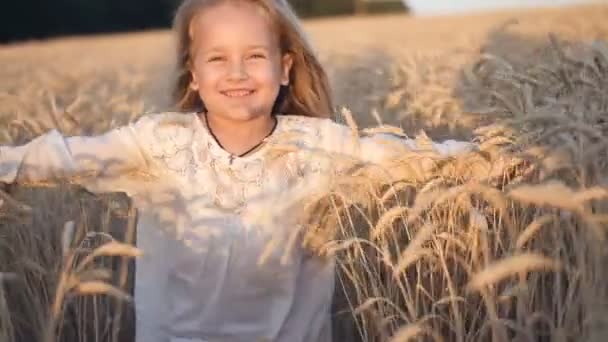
[246, 44, 271, 50]
[202, 44, 271, 54]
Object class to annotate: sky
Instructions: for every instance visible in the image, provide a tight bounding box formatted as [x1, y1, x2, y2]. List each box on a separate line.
[404, 0, 605, 15]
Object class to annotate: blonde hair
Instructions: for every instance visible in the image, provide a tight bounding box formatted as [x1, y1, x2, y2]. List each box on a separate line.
[172, 0, 333, 118]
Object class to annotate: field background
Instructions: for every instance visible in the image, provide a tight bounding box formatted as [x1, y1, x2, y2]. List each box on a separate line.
[1, 5, 605, 143]
[2, 4, 608, 342]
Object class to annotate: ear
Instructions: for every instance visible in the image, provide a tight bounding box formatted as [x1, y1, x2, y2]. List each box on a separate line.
[189, 71, 199, 91]
[280, 53, 294, 86]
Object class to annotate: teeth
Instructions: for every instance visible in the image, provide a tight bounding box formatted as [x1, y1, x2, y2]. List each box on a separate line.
[224, 90, 253, 97]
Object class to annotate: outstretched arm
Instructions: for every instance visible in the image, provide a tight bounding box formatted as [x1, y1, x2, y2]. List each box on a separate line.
[321, 120, 478, 180]
[0, 115, 155, 184]
[320, 119, 476, 163]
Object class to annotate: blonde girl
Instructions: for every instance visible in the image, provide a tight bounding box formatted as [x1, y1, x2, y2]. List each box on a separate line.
[0, 1, 474, 341]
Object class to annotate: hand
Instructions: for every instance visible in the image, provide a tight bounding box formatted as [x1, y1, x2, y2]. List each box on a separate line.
[432, 140, 478, 157]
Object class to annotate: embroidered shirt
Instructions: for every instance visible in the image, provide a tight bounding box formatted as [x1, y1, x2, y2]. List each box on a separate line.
[0, 112, 475, 342]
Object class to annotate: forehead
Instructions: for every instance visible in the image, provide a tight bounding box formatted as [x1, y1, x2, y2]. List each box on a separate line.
[191, 2, 278, 50]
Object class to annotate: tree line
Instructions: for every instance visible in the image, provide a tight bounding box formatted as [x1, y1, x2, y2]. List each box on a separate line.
[1, 0, 406, 43]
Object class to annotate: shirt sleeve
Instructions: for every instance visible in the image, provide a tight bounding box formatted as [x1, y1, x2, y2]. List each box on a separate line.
[319, 119, 477, 164]
[0, 115, 156, 184]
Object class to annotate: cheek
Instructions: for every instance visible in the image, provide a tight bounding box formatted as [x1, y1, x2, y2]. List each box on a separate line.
[249, 63, 282, 89]
[193, 66, 220, 91]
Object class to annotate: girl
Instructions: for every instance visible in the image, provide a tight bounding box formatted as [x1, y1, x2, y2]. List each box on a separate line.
[0, 1, 475, 341]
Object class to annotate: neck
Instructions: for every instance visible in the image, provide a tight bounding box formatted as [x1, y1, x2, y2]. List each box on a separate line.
[202, 112, 277, 157]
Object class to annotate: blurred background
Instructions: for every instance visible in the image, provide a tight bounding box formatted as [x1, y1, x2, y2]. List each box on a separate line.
[0, 0, 405, 43]
[1, 0, 603, 43]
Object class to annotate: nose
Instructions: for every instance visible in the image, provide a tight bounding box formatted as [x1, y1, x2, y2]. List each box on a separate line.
[226, 58, 248, 81]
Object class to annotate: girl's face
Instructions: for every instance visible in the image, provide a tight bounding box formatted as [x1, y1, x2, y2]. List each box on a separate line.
[189, 1, 293, 122]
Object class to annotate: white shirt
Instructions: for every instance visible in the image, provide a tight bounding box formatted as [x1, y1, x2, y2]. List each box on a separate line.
[0, 112, 475, 342]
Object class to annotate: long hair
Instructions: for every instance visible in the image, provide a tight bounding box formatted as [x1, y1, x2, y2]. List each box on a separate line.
[172, 0, 333, 118]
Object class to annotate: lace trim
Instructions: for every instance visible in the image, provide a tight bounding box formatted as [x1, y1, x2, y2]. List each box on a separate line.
[144, 113, 330, 212]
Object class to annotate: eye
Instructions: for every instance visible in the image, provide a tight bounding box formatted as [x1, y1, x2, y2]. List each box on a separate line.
[249, 53, 266, 59]
[207, 56, 225, 63]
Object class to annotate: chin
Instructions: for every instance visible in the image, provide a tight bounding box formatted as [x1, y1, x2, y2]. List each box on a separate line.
[212, 107, 270, 122]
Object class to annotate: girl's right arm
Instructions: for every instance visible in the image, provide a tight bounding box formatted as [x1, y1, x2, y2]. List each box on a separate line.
[0, 115, 156, 184]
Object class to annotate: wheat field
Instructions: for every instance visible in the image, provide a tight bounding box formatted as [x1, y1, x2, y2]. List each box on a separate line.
[1, 4, 608, 342]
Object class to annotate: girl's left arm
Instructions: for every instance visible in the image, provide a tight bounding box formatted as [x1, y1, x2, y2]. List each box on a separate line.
[319, 119, 477, 165]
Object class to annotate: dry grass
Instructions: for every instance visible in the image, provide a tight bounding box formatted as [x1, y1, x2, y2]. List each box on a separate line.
[1, 4, 608, 342]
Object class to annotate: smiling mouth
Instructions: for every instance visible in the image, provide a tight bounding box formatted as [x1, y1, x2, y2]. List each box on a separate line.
[221, 89, 255, 98]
